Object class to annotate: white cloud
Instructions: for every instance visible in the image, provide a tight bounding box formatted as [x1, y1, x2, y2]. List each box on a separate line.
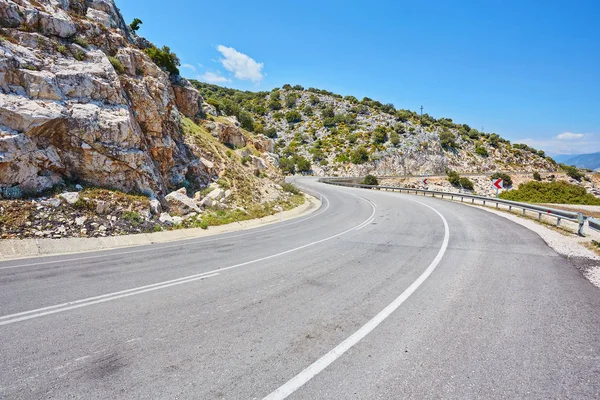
[216, 45, 264, 83]
[199, 71, 231, 84]
[556, 132, 585, 140]
[181, 63, 196, 72]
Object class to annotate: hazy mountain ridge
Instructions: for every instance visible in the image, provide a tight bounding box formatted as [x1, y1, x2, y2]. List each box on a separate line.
[554, 153, 600, 171]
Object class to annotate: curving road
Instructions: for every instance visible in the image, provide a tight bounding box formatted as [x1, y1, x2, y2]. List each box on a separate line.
[1, 177, 599, 399]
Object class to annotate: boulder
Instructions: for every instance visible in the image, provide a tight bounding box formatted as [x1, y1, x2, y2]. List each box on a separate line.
[165, 190, 201, 215]
[253, 135, 274, 153]
[149, 199, 162, 215]
[251, 156, 268, 171]
[96, 200, 110, 214]
[215, 123, 246, 148]
[59, 192, 79, 205]
[159, 212, 174, 225]
[207, 188, 225, 201]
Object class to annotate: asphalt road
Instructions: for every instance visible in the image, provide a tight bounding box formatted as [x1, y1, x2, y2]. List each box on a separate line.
[1, 177, 599, 399]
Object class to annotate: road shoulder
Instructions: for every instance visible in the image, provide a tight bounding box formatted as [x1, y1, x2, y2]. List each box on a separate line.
[0, 194, 321, 262]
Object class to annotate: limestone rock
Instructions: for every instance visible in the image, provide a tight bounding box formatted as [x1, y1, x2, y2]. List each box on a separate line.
[253, 135, 274, 153]
[159, 212, 174, 225]
[171, 77, 201, 118]
[149, 199, 162, 215]
[59, 192, 79, 205]
[215, 123, 246, 149]
[165, 190, 201, 215]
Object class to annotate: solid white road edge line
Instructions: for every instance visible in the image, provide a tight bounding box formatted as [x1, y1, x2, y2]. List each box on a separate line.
[0, 196, 376, 326]
[263, 198, 450, 400]
[0, 193, 331, 271]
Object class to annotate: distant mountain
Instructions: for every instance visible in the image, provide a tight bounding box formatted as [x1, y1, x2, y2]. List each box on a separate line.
[553, 153, 600, 170]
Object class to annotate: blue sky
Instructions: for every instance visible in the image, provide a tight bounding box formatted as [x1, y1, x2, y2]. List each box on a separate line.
[118, 0, 600, 155]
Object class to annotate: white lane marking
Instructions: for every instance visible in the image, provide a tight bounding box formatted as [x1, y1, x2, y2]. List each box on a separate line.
[0, 190, 331, 271]
[263, 198, 450, 400]
[0, 273, 219, 326]
[0, 196, 375, 326]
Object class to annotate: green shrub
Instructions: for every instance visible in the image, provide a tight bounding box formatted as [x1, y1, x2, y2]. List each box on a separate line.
[265, 127, 278, 138]
[372, 126, 387, 144]
[279, 157, 296, 174]
[144, 45, 180, 75]
[72, 36, 88, 48]
[57, 45, 68, 56]
[280, 182, 301, 195]
[285, 110, 302, 123]
[350, 147, 369, 164]
[447, 170, 460, 186]
[109, 56, 125, 74]
[459, 177, 474, 190]
[239, 111, 255, 132]
[533, 171, 541, 181]
[130, 18, 143, 32]
[122, 211, 143, 224]
[439, 130, 456, 149]
[475, 145, 489, 157]
[241, 155, 251, 165]
[269, 100, 282, 110]
[322, 107, 335, 118]
[499, 181, 600, 205]
[490, 172, 513, 187]
[362, 175, 379, 185]
[295, 156, 311, 173]
[560, 164, 585, 181]
[488, 133, 500, 147]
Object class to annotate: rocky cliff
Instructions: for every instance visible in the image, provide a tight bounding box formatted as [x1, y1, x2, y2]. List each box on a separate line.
[0, 0, 212, 197]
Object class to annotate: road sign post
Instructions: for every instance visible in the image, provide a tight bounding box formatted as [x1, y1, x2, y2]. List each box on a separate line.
[493, 178, 503, 198]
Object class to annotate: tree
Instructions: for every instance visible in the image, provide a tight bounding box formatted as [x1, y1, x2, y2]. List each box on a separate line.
[144, 46, 180, 75]
[488, 133, 500, 147]
[239, 111, 255, 132]
[130, 18, 143, 32]
[350, 147, 369, 164]
[268, 100, 282, 110]
[362, 175, 379, 185]
[533, 171, 542, 181]
[322, 107, 335, 119]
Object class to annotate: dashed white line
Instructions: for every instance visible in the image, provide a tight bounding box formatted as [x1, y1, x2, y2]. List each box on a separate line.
[0, 194, 376, 326]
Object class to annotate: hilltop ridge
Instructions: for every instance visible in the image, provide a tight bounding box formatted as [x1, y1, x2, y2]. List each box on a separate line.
[193, 82, 557, 177]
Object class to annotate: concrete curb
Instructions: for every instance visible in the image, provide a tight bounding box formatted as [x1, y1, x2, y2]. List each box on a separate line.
[0, 195, 321, 262]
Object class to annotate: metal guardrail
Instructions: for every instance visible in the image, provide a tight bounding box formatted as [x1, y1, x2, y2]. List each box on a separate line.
[588, 217, 600, 233]
[319, 178, 589, 235]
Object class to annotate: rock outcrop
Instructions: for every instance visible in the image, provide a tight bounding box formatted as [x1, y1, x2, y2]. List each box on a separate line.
[0, 0, 209, 197]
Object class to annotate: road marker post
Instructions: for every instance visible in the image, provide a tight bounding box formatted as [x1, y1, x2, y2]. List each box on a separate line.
[493, 178, 504, 198]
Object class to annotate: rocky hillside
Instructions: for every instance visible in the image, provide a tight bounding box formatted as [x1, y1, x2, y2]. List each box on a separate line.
[194, 82, 557, 177]
[0, 0, 302, 239]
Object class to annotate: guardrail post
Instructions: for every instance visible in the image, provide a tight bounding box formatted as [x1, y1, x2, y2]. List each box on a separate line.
[522, 209, 526, 216]
[483, 200, 486, 205]
[509, 205, 512, 211]
[472, 199, 474, 204]
[577, 213, 585, 236]
[538, 212, 542, 221]
[461, 197, 464, 202]
[556, 217, 561, 227]
[496, 202, 499, 208]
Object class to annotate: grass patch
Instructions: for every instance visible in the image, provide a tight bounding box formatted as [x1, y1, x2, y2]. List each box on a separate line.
[109, 56, 125, 74]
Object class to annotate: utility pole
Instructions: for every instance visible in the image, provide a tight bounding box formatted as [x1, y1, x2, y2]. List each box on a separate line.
[420, 105, 424, 119]
[420, 105, 424, 133]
